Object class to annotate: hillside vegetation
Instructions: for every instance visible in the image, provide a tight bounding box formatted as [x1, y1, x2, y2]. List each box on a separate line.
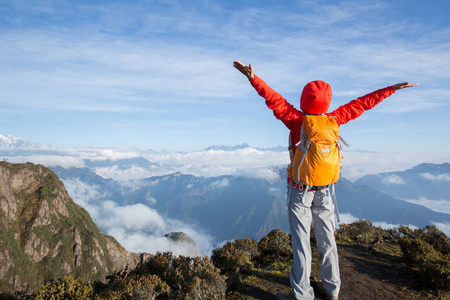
[3, 221, 448, 300]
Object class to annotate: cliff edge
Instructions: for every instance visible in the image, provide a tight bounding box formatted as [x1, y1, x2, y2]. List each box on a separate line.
[0, 162, 139, 295]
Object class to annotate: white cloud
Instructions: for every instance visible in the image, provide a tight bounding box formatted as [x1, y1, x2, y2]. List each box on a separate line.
[268, 187, 284, 198]
[105, 229, 204, 257]
[98, 200, 165, 231]
[146, 196, 157, 205]
[1, 1, 450, 157]
[372, 221, 418, 232]
[338, 213, 359, 225]
[3, 147, 449, 184]
[142, 148, 287, 179]
[381, 175, 406, 185]
[341, 151, 450, 181]
[62, 177, 213, 256]
[63, 178, 102, 208]
[402, 197, 450, 215]
[90, 149, 141, 161]
[94, 165, 154, 181]
[209, 178, 230, 188]
[420, 173, 450, 182]
[239, 167, 280, 182]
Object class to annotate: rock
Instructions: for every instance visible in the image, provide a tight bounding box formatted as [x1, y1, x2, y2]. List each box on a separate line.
[164, 231, 205, 257]
[0, 162, 139, 295]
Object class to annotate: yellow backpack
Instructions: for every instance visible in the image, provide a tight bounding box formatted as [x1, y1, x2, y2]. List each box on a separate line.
[287, 114, 345, 187]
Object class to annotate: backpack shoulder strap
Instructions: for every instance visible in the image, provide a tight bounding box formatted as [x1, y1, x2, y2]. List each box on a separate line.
[288, 132, 294, 162]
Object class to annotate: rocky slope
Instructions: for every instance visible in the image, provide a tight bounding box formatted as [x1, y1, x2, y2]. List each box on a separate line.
[0, 162, 138, 295]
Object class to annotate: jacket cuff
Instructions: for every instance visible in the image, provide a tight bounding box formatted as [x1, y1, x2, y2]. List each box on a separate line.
[389, 86, 396, 94]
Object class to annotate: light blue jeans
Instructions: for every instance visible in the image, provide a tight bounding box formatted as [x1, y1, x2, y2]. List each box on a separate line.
[288, 185, 340, 300]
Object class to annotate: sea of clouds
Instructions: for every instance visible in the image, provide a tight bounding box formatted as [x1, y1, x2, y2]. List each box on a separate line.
[4, 147, 449, 181]
[2, 146, 450, 254]
[61, 178, 213, 257]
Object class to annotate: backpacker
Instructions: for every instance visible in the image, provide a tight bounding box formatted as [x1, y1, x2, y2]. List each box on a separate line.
[287, 114, 343, 187]
[287, 114, 348, 222]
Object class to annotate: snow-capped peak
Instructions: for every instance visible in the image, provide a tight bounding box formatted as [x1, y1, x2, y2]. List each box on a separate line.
[0, 134, 55, 149]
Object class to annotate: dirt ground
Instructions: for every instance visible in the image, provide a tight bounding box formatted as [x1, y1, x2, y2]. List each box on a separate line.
[234, 243, 447, 300]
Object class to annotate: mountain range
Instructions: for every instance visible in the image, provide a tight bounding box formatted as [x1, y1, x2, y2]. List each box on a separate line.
[0, 135, 54, 149]
[204, 143, 285, 152]
[1, 135, 449, 248]
[50, 163, 450, 247]
[355, 163, 450, 200]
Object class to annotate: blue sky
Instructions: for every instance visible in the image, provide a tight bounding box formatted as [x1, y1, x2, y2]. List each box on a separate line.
[1, 0, 450, 156]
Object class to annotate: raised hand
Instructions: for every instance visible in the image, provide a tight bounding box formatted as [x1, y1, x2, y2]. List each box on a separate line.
[233, 60, 254, 80]
[392, 82, 419, 91]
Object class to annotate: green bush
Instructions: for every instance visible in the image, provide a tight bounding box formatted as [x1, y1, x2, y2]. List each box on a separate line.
[386, 225, 414, 239]
[258, 229, 292, 262]
[134, 252, 226, 300]
[398, 226, 450, 291]
[335, 220, 388, 244]
[31, 276, 97, 300]
[211, 238, 259, 274]
[99, 274, 169, 300]
[413, 225, 450, 255]
[211, 238, 260, 288]
[400, 238, 443, 264]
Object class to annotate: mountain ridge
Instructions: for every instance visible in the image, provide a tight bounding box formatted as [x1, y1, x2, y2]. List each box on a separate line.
[204, 143, 285, 152]
[355, 162, 450, 200]
[0, 162, 138, 295]
[50, 164, 450, 248]
[0, 135, 54, 149]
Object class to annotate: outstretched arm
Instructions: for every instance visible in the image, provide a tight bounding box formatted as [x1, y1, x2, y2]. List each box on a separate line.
[392, 82, 419, 90]
[331, 82, 419, 125]
[233, 60, 301, 129]
[233, 60, 254, 80]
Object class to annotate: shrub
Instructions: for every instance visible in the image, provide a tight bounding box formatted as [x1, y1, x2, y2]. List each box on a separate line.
[99, 274, 169, 300]
[134, 252, 226, 300]
[400, 238, 443, 264]
[335, 220, 388, 244]
[398, 226, 450, 291]
[258, 229, 292, 262]
[386, 225, 414, 239]
[211, 238, 260, 288]
[399, 238, 450, 291]
[413, 225, 450, 255]
[211, 238, 259, 274]
[31, 276, 97, 300]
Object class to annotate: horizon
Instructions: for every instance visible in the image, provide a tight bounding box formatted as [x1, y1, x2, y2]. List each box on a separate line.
[1, 0, 449, 156]
[1, 133, 450, 183]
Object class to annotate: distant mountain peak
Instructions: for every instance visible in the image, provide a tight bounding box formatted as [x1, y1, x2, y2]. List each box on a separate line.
[0, 134, 55, 149]
[204, 143, 285, 152]
[411, 162, 450, 173]
[204, 143, 251, 151]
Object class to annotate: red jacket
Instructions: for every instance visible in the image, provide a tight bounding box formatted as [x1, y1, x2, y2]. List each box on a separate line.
[250, 76, 395, 154]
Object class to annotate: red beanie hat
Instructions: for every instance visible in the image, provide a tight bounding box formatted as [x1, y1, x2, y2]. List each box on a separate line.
[300, 80, 332, 114]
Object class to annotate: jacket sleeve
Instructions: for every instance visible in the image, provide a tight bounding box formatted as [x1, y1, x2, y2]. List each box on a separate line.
[330, 86, 395, 125]
[250, 75, 302, 129]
